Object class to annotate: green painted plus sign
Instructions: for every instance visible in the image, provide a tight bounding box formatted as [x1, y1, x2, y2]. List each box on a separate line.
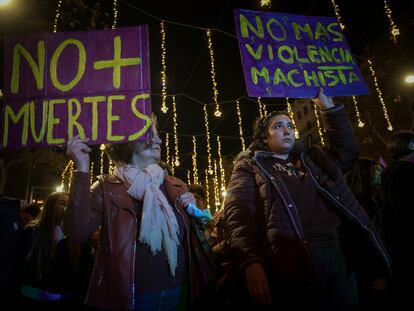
[94, 36, 141, 89]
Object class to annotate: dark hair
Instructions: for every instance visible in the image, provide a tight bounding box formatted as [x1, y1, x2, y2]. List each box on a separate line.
[105, 117, 157, 165]
[21, 202, 42, 219]
[387, 130, 414, 160]
[32, 192, 68, 282]
[250, 110, 291, 152]
[188, 184, 207, 201]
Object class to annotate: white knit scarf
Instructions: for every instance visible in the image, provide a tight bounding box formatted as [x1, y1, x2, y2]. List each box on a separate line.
[113, 163, 179, 276]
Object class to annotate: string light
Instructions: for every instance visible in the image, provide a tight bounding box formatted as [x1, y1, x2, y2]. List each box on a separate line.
[53, 0, 63, 33]
[112, 0, 118, 29]
[204, 169, 211, 210]
[192, 136, 199, 184]
[165, 132, 170, 169]
[172, 95, 180, 166]
[160, 21, 168, 113]
[285, 98, 300, 139]
[100, 144, 105, 175]
[216, 135, 226, 198]
[90, 162, 94, 185]
[313, 104, 325, 146]
[236, 100, 246, 150]
[352, 96, 365, 128]
[384, 0, 400, 43]
[260, 0, 271, 9]
[257, 97, 264, 118]
[368, 59, 393, 131]
[213, 159, 220, 209]
[109, 160, 114, 174]
[60, 160, 73, 191]
[68, 161, 74, 190]
[330, 0, 345, 30]
[203, 105, 213, 175]
[187, 170, 191, 185]
[206, 30, 222, 117]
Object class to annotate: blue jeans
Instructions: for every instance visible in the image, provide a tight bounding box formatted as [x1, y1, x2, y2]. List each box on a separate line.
[134, 285, 186, 311]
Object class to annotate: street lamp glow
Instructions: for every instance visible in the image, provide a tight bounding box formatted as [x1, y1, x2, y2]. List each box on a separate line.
[405, 75, 414, 84]
[0, 0, 11, 6]
[56, 185, 64, 192]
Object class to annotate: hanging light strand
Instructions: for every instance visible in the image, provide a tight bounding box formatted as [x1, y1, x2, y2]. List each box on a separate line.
[285, 98, 300, 139]
[192, 136, 199, 184]
[90, 162, 94, 185]
[213, 160, 220, 209]
[368, 59, 393, 131]
[313, 104, 325, 146]
[187, 170, 191, 185]
[206, 30, 222, 117]
[330, 0, 345, 30]
[165, 132, 170, 169]
[100, 144, 105, 175]
[53, 0, 63, 33]
[68, 161, 74, 190]
[172, 95, 180, 166]
[109, 160, 114, 175]
[160, 21, 168, 113]
[352, 96, 365, 128]
[257, 97, 264, 118]
[203, 105, 213, 174]
[204, 169, 211, 210]
[384, 0, 400, 43]
[217, 135, 226, 198]
[236, 100, 246, 150]
[112, 0, 118, 29]
[61, 160, 72, 191]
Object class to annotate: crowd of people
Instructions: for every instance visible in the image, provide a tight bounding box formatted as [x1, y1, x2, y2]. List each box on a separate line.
[1, 89, 414, 310]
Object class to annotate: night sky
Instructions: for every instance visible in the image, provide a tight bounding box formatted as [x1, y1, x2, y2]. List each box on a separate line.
[0, 0, 413, 182]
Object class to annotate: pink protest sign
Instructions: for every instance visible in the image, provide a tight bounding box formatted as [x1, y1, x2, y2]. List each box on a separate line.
[2, 25, 152, 149]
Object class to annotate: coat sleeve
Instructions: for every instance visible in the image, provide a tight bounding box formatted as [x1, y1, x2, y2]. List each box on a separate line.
[63, 171, 103, 243]
[321, 105, 359, 173]
[224, 160, 264, 271]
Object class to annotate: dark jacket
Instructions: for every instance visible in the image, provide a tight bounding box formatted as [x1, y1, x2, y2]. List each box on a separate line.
[224, 105, 391, 290]
[64, 172, 216, 310]
[381, 160, 414, 278]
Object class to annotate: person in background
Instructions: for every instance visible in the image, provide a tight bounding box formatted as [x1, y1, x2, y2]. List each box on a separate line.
[65, 121, 216, 311]
[14, 192, 81, 310]
[224, 89, 391, 310]
[345, 157, 385, 225]
[0, 195, 26, 304]
[345, 157, 389, 309]
[20, 202, 42, 228]
[381, 130, 414, 309]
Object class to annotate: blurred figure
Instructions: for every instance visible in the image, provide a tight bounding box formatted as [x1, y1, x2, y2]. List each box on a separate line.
[15, 192, 79, 309]
[381, 130, 414, 308]
[20, 202, 42, 228]
[346, 157, 389, 309]
[346, 157, 385, 222]
[0, 194, 25, 304]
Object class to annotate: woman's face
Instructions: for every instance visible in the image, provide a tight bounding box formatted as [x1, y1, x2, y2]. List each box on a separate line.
[56, 193, 68, 222]
[265, 114, 295, 154]
[133, 126, 162, 168]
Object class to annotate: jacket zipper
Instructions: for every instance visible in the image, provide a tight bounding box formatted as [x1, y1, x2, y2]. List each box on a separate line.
[300, 153, 391, 268]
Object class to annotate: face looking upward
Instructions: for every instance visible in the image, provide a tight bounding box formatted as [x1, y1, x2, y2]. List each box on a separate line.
[265, 114, 295, 156]
[132, 126, 163, 169]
